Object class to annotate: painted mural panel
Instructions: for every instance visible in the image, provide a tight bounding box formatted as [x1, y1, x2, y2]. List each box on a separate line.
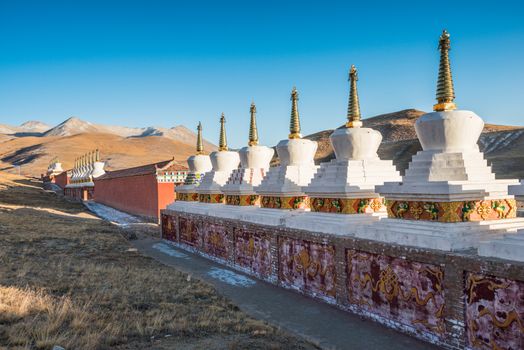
[279, 237, 336, 299]
[202, 223, 229, 260]
[466, 273, 524, 350]
[179, 217, 200, 247]
[234, 228, 271, 277]
[161, 214, 177, 241]
[346, 250, 445, 335]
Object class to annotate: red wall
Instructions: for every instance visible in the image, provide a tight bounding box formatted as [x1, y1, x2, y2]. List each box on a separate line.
[94, 174, 175, 221]
[54, 172, 70, 189]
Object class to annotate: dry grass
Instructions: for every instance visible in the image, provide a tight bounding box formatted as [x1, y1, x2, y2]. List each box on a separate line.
[0, 173, 317, 350]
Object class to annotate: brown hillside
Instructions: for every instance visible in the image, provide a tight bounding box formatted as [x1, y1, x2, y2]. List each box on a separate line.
[0, 132, 216, 176]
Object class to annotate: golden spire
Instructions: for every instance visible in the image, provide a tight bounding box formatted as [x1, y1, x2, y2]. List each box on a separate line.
[95, 149, 100, 162]
[196, 122, 204, 154]
[248, 102, 259, 146]
[218, 113, 228, 151]
[434, 30, 457, 111]
[288, 87, 302, 139]
[346, 65, 363, 128]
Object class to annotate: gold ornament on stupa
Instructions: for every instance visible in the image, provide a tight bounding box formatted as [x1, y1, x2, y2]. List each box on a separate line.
[433, 30, 457, 112]
[288, 87, 302, 139]
[95, 149, 100, 162]
[346, 65, 363, 128]
[218, 113, 228, 151]
[196, 122, 204, 154]
[248, 102, 259, 146]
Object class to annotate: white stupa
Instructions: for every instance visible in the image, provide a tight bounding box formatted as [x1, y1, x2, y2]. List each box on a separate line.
[305, 65, 401, 216]
[255, 87, 318, 210]
[222, 102, 274, 206]
[47, 157, 64, 176]
[196, 113, 240, 204]
[175, 122, 213, 201]
[359, 30, 524, 251]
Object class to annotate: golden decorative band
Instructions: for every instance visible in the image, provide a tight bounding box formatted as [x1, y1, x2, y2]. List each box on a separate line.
[225, 194, 260, 206]
[311, 197, 385, 214]
[177, 192, 199, 201]
[260, 196, 309, 210]
[387, 199, 516, 223]
[198, 193, 225, 204]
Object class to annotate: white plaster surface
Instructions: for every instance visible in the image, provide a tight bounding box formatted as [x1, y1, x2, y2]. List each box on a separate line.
[377, 110, 518, 201]
[176, 154, 212, 194]
[167, 201, 380, 235]
[358, 217, 524, 251]
[479, 230, 524, 262]
[256, 138, 318, 197]
[222, 144, 273, 195]
[509, 180, 524, 199]
[197, 150, 240, 194]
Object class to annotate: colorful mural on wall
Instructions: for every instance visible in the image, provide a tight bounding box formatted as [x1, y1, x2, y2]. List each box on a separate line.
[466, 273, 524, 350]
[161, 214, 177, 241]
[234, 228, 272, 277]
[279, 237, 336, 299]
[387, 199, 516, 222]
[346, 249, 445, 335]
[179, 217, 200, 247]
[311, 197, 384, 214]
[202, 223, 229, 260]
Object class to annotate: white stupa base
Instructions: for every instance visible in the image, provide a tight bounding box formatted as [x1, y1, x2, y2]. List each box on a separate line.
[255, 164, 319, 197]
[357, 218, 524, 251]
[197, 171, 232, 194]
[379, 149, 519, 201]
[306, 159, 401, 198]
[478, 229, 524, 262]
[222, 168, 267, 195]
[285, 211, 384, 235]
[165, 201, 379, 235]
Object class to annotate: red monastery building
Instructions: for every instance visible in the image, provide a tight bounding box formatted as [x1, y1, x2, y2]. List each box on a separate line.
[94, 159, 187, 222]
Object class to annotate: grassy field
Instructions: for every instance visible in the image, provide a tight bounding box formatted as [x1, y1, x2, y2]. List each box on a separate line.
[0, 173, 317, 350]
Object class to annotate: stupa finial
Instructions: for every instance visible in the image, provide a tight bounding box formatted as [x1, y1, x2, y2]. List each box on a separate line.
[346, 65, 362, 128]
[95, 149, 100, 162]
[218, 113, 228, 151]
[196, 122, 204, 154]
[248, 102, 259, 146]
[289, 87, 302, 139]
[434, 29, 457, 111]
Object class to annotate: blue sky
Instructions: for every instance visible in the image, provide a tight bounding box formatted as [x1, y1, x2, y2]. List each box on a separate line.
[0, 0, 523, 147]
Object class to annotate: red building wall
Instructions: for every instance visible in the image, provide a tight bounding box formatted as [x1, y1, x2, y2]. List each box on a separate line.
[94, 174, 175, 221]
[54, 171, 70, 189]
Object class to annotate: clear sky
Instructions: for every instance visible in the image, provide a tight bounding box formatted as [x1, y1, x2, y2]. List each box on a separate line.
[0, 0, 523, 148]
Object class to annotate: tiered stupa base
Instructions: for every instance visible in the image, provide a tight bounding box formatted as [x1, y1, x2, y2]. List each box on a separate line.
[222, 168, 268, 206]
[306, 158, 401, 214]
[176, 172, 206, 202]
[197, 171, 232, 204]
[256, 164, 318, 210]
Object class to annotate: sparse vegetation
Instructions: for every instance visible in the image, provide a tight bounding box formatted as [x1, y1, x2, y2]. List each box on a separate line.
[0, 173, 317, 349]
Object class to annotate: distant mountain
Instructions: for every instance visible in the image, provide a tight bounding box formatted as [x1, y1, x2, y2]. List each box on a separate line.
[42, 117, 100, 137]
[20, 121, 51, 132]
[0, 120, 50, 135]
[0, 116, 217, 176]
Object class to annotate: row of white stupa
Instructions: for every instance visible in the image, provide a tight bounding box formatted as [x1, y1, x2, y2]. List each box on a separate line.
[168, 30, 524, 262]
[66, 150, 106, 187]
